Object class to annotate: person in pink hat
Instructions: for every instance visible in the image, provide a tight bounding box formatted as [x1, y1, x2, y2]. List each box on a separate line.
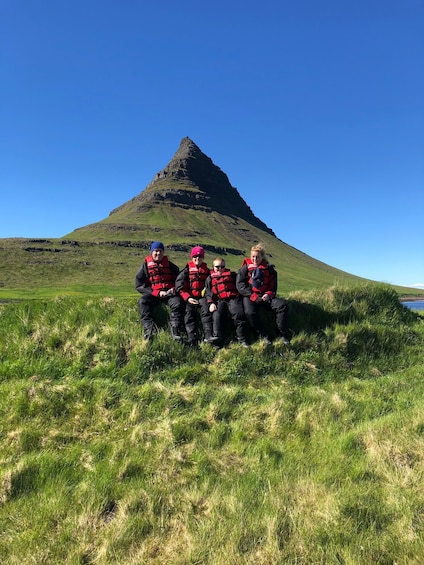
[175, 246, 215, 347]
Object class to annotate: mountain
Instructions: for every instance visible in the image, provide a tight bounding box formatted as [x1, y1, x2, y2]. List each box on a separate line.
[0, 137, 386, 298]
[66, 136, 275, 247]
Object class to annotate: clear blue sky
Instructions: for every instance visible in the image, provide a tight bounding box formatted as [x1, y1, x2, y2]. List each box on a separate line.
[1, 0, 423, 289]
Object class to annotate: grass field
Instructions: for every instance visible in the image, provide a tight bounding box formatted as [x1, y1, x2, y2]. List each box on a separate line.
[1, 236, 422, 302]
[1, 284, 423, 564]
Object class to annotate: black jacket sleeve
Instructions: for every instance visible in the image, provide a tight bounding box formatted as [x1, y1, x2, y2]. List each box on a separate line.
[175, 265, 189, 293]
[268, 264, 278, 294]
[204, 275, 214, 303]
[135, 261, 152, 295]
[236, 263, 252, 297]
[169, 261, 180, 281]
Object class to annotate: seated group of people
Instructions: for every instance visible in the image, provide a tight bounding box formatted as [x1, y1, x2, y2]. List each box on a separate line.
[135, 241, 290, 347]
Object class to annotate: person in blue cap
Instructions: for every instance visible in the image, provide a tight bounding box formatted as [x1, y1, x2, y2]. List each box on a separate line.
[135, 241, 183, 341]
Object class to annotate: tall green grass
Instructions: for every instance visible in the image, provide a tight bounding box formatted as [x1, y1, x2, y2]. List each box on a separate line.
[0, 284, 423, 564]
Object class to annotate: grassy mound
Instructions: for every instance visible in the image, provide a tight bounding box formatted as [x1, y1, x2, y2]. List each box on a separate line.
[1, 284, 423, 564]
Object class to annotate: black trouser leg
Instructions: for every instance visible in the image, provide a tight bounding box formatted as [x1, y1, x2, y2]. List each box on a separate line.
[271, 297, 289, 338]
[138, 294, 159, 338]
[213, 300, 228, 339]
[166, 295, 183, 328]
[166, 295, 183, 339]
[243, 296, 267, 337]
[184, 301, 198, 342]
[199, 297, 213, 339]
[212, 309, 221, 338]
[229, 297, 248, 341]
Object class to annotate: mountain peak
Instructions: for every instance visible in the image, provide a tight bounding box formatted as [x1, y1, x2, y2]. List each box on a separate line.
[173, 136, 201, 158]
[148, 136, 230, 194]
[140, 137, 274, 234]
[68, 137, 275, 242]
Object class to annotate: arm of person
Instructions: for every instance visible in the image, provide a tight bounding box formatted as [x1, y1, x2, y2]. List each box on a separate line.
[175, 266, 191, 301]
[231, 271, 241, 294]
[162, 261, 180, 297]
[135, 262, 152, 295]
[265, 265, 278, 298]
[204, 275, 214, 302]
[236, 263, 252, 297]
[204, 275, 217, 311]
[169, 261, 180, 280]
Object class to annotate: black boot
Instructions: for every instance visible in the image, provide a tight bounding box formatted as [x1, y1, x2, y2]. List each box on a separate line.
[142, 325, 153, 342]
[171, 326, 182, 342]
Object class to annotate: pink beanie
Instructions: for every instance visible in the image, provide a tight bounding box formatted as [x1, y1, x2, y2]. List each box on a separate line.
[191, 246, 205, 258]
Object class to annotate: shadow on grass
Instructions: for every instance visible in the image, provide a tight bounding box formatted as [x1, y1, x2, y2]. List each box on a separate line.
[137, 290, 420, 343]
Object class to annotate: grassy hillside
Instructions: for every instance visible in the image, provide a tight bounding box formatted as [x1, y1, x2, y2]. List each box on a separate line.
[1, 234, 420, 301]
[1, 284, 424, 564]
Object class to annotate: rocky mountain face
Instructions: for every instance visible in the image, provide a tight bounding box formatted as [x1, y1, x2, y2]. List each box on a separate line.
[107, 137, 275, 236]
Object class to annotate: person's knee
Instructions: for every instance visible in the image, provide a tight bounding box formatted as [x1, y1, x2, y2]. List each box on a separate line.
[169, 298, 183, 312]
[272, 298, 287, 312]
[138, 296, 150, 310]
[243, 299, 255, 314]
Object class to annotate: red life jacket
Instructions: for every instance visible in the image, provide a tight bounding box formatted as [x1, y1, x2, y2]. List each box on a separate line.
[210, 269, 239, 300]
[145, 255, 175, 292]
[185, 261, 210, 298]
[243, 258, 274, 298]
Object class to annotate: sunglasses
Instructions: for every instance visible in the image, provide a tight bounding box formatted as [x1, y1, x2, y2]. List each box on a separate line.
[192, 254, 203, 259]
[213, 265, 224, 269]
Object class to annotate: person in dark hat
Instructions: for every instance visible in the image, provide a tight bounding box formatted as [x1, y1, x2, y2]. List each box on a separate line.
[135, 241, 183, 341]
[236, 243, 290, 345]
[175, 246, 215, 347]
